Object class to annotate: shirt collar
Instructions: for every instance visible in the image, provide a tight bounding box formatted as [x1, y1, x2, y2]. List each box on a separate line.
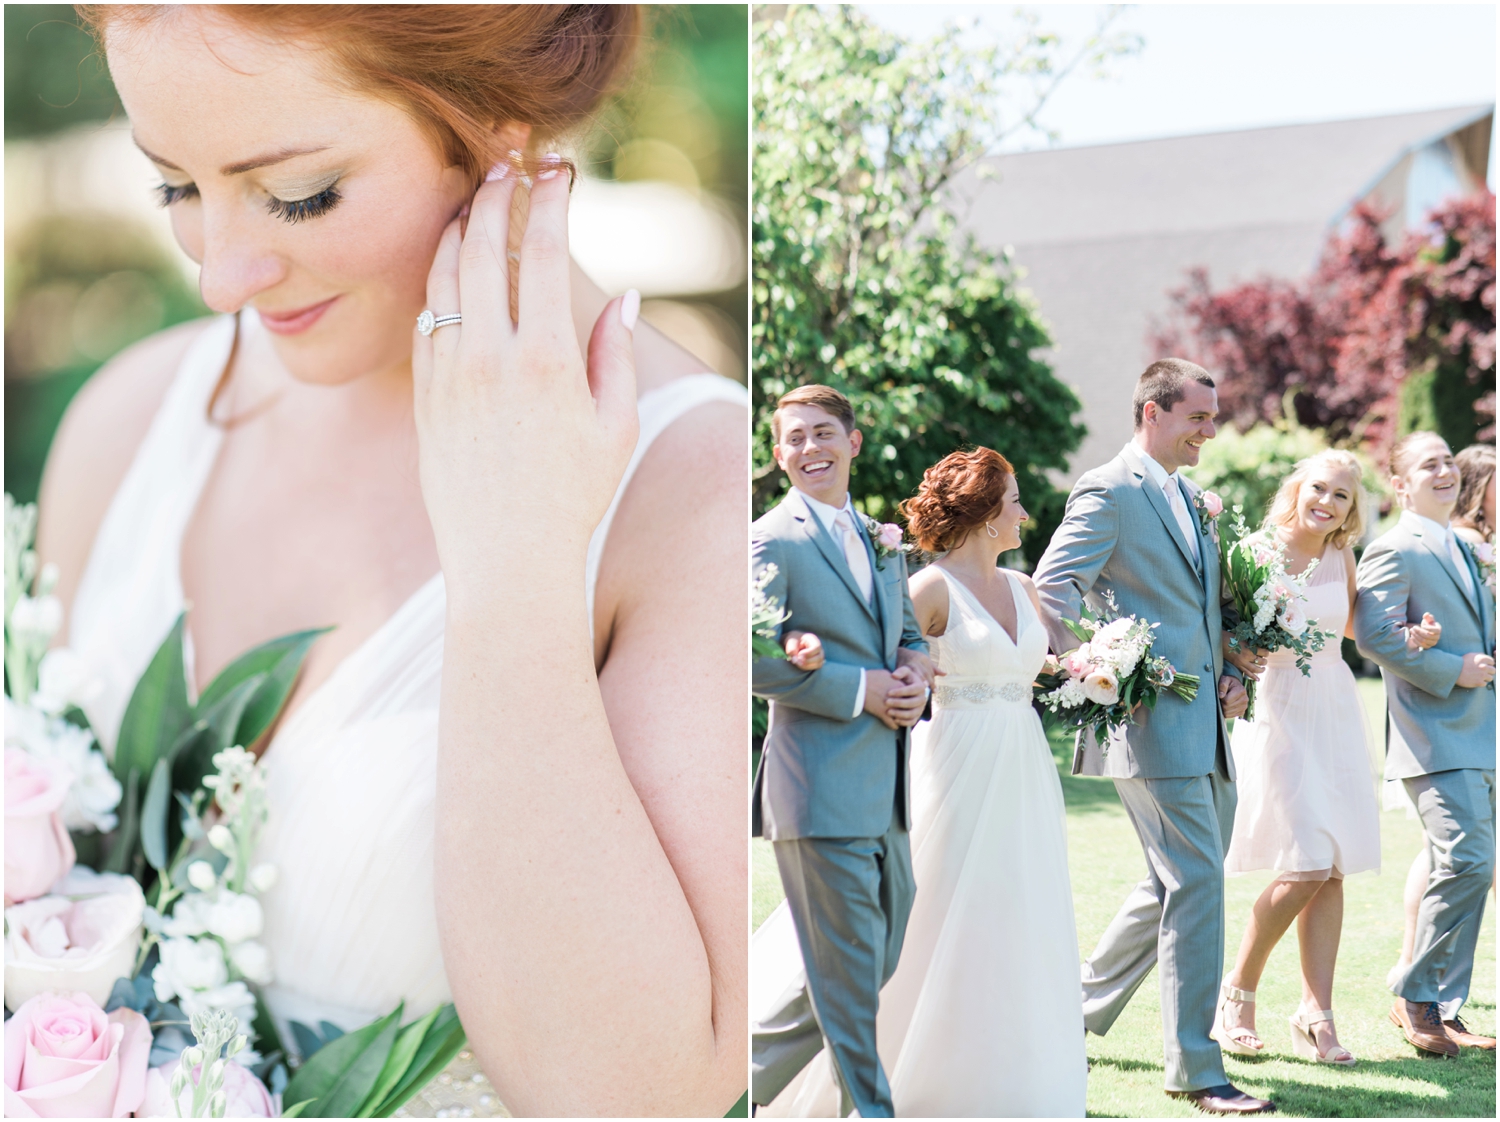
[1127, 439, 1178, 491]
[1401, 509, 1452, 543]
[797, 488, 854, 534]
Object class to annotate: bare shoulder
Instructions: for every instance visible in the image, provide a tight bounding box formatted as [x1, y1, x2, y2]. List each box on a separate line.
[37, 318, 217, 609]
[908, 562, 947, 597]
[1010, 568, 1044, 606]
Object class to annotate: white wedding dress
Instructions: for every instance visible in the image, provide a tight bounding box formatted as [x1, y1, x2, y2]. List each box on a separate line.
[67, 313, 746, 1053]
[753, 567, 1087, 1117]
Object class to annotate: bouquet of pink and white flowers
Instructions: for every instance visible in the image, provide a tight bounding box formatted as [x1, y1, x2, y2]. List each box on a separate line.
[5, 496, 464, 1117]
[1211, 504, 1333, 720]
[1035, 595, 1200, 746]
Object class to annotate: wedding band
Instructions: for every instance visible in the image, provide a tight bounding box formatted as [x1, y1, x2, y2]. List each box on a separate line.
[416, 310, 462, 336]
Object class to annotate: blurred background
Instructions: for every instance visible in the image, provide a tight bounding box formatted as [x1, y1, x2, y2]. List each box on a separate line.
[4, 3, 748, 504]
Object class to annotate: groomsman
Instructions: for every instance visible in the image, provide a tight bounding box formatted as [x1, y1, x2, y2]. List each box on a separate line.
[751, 385, 936, 1117]
[1035, 359, 1269, 1115]
[1355, 431, 1496, 1056]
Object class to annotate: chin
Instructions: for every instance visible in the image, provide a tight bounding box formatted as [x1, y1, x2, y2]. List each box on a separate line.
[268, 328, 406, 386]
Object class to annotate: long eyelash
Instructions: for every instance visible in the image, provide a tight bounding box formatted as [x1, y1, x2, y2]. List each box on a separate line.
[156, 182, 199, 207]
[267, 184, 341, 224]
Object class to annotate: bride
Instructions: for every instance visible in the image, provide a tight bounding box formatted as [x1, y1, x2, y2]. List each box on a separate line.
[38, 5, 746, 1115]
[755, 448, 1086, 1117]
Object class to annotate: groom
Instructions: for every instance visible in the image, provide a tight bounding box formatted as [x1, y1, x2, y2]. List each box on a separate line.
[1034, 359, 1271, 1115]
[751, 384, 935, 1118]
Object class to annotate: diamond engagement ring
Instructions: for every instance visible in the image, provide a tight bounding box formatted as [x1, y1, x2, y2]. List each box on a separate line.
[416, 310, 462, 336]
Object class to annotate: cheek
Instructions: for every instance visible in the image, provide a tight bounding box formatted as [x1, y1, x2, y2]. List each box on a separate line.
[171, 209, 204, 265]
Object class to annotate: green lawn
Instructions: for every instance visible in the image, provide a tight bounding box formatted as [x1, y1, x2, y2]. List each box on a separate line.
[751, 678, 1495, 1117]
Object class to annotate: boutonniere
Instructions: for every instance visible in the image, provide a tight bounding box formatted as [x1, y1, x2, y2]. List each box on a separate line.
[1470, 538, 1496, 592]
[868, 519, 905, 570]
[1193, 490, 1224, 539]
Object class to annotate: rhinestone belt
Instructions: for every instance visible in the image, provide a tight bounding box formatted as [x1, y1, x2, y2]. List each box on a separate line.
[934, 680, 1032, 707]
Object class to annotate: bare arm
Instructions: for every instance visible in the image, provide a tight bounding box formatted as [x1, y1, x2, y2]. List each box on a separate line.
[36, 319, 212, 621]
[1012, 571, 1051, 656]
[907, 564, 950, 638]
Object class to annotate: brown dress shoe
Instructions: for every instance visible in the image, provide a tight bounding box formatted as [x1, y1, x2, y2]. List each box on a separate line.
[1444, 1017, 1497, 1050]
[1168, 1084, 1275, 1115]
[1389, 1000, 1460, 1057]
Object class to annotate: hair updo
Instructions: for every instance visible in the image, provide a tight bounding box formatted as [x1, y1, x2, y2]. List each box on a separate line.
[75, 4, 641, 186]
[1455, 443, 1496, 539]
[900, 448, 1015, 553]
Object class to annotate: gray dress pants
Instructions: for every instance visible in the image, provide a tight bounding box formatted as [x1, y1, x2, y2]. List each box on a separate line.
[751, 812, 915, 1117]
[1391, 768, 1496, 1020]
[1080, 763, 1236, 1093]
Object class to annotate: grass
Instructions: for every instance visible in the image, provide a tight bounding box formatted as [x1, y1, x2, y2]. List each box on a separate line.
[751, 678, 1495, 1117]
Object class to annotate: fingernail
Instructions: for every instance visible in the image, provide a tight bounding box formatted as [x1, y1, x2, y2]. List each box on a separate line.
[485, 162, 508, 182]
[536, 168, 559, 181]
[536, 152, 564, 181]
[620, 289, 640, 331]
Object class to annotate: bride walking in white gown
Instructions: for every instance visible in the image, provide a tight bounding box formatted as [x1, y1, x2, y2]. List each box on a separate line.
[755, 448, 1086, 1117]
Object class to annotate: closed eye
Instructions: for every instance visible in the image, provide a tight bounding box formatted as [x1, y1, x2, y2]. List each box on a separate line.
[156, 182, 199, 207]
[267, 184, 341, 224]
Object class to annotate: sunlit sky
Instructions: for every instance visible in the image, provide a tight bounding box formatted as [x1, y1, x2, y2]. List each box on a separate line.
[859, 4, 1496, 183]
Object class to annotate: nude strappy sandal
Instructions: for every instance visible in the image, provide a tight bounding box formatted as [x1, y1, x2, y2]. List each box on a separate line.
[1290, 1007, 1356, 1066]
[1211, 982, 1264, 1056]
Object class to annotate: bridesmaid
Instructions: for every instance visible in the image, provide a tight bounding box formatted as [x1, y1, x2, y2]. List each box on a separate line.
[1214, 450, 1380, 1066]
[1392, 443, 1496, 983]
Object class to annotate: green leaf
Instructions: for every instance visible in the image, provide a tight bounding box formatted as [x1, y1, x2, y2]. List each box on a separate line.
[369, 1006, 465, 1118]
[171, 674, 265, 795]
[139, 758, 172, 870]
[281, 1100, 313, 1118]
[356, 1005, 441, 1117]
[195, 628, 329, 749]
[103, 768, 140, 874]
[113, 614, 191, 785]
[283, 1004, 402, 1119]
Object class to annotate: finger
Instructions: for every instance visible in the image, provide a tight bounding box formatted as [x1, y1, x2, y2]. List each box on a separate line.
[458, 160, 521, 344]
[586, 291, 641, 435]
[517, 153, 574, 340]
[416, 218, 466, 391]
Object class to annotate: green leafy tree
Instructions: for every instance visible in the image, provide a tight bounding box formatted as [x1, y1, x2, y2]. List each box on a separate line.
[752, 5, 1137, 561]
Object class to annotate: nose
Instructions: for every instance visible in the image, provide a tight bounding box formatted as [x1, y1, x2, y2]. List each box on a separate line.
[195, 207, 289, 314]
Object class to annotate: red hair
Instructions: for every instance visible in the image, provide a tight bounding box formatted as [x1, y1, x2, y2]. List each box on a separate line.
[900, 448, 1015, 553]
[75, 4, 641, 186]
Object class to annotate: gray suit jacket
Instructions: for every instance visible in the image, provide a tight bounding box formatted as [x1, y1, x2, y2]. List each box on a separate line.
[1353, 518, 1496, 779]
[752, 490, 928, 840]
[1034, 447, 1233, 780]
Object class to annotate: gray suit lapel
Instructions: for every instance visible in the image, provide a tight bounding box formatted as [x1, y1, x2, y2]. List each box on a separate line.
[787, 490, 877, 622]
[1122, 447, 1201, 576]
[1414, 525, 1482, 625]
[859, 514, 893, 634]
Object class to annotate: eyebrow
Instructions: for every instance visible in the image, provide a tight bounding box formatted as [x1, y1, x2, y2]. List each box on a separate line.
[135, 138, 332, 177]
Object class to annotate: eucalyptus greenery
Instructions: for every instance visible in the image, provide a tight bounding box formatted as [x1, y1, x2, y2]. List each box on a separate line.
[751, 5, 1138, 561]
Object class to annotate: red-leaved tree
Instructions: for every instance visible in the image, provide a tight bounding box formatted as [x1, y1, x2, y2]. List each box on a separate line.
[1152, 192, 1496, 462]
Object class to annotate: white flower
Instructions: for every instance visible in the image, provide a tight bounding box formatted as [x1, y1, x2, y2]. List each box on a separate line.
[205, 892, 264, 945]
[178, 981, 257, 1040]
[1277, 600, 1308, 637]
[9, 594, 62, 644]
[187, 861, 218, 892]
[1081, 669, 1121, 706]
[248, 865, 277, 894]
[1095, 617, 1134, 645]
[1056, 678, 1088, 709]
[154, 937, 228, 1001]
[32, 648, 102, 717]
[4, 697, 121, 832]
[162, 894, 212, 938]
[228, 940, 273, 985]
[207, 824, 235, 855]
[4, 867, 144, 1010]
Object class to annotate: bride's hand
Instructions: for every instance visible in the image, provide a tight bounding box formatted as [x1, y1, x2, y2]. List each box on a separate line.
[412, 158, 641, 589]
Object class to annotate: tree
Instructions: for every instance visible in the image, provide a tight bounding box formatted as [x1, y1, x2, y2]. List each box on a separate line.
[1153, 193, 1496, 465]
[752, 6, 1136, 561]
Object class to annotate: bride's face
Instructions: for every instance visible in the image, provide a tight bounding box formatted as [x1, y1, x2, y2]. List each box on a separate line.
[987, 476, 1027, 551]
[105, 10, 471, 385]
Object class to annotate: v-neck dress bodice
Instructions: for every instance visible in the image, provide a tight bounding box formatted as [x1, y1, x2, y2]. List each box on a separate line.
[67, 313, 747, 1034]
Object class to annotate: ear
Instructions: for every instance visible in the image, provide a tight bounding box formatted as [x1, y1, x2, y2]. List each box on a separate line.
[773, 443, 787, 471]
[849, 428, 863, 457]
[496, 121, 533, 154]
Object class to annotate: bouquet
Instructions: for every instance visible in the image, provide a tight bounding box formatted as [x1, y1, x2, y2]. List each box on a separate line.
[4, 496, 464, 1117]
[1212, 504, 1332, 720]
[1034, 593, 1200, 746]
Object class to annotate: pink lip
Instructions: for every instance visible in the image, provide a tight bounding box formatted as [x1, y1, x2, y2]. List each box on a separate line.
[256, 296, 339, 335]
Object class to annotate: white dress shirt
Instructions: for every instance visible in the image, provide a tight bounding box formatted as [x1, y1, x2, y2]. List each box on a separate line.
[797, 489, 872, 718]
[1129, 439, 1199, 565]
[1401, 509, 1477, 601]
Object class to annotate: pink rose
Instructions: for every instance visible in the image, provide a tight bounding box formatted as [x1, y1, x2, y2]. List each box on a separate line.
[1200, 491, 1223, 517]
[5, 868, 145, 1011]
[5, 750, 75, 906]
[1064, 648, 1097, 680]
[878, 523, 903, 551]
[139, 1058, 275, 1118]
[1474, 541, 1495, 565]
[3, 991, 150, 1118]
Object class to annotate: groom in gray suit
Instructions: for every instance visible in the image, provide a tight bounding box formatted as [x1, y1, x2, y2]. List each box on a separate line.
[1354, 431, 1496, 1056]
[1035, 360, 1271, 1115]
[751, 384, 934, 1117]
